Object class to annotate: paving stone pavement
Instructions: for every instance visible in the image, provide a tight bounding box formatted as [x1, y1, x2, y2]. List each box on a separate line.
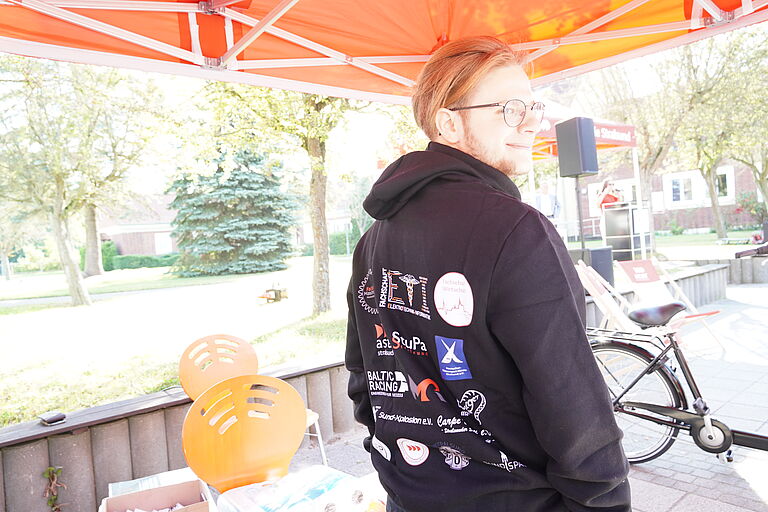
[293, 283, 768, 511]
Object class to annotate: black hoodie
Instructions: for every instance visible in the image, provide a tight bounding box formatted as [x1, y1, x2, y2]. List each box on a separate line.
[346, 142, 630, 512]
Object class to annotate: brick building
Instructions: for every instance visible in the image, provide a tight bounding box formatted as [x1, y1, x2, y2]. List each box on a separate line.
[99, 195, 178, 256]
[554, 159, 762, 238]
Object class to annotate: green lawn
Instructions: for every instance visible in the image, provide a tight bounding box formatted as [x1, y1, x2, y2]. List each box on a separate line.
[566, 230, 756, 251]
[0, 313, 346, 427]
[0, 267, 255, 302]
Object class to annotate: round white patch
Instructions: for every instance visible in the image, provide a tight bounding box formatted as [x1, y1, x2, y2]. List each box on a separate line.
[434, 272, 474, 327]
[396, 438, 429, 466]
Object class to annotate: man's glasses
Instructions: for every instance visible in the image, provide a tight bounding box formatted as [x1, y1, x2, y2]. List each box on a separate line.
[449, 99, 546, 128]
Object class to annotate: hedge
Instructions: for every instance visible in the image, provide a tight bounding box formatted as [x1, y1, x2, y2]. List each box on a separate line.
[112, 254, 179, 270]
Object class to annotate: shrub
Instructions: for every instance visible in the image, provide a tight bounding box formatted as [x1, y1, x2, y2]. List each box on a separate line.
[13, 261, 62, 273]
[737, 192, 767, 225]
[668, 220, 685, 236]
[79, 240, 118, 272]
[102, 241, 118, 271]
[112, 253, 179, 270]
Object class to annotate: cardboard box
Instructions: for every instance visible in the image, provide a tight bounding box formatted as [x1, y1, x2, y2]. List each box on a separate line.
[100, 479, 215, 512]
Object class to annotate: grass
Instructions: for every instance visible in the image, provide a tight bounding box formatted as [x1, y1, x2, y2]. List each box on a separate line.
[0, 313, 346, 428]
[0, 267, 257, 302]
[566, 229, 757, 251]
[0, 303, 69, 315]
[0, 355, 180, 427]
[251, 313, 347, 367]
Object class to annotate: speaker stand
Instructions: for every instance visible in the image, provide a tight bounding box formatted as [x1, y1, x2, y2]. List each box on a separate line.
[575, 175, 586, 252]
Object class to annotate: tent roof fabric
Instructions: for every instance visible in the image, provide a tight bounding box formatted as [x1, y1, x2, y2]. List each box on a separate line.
[535, 101, 637, 157]
[1, 0, 767, 103]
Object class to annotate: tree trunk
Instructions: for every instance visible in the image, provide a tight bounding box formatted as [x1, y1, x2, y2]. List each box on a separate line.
[1, 252, 11, 281]
[754, 158, 768, 207]
[84, 203, 104, 277]
[307, 136, 331, 315]
[702, 170, 727, 239]
[51, 213, 92, 306]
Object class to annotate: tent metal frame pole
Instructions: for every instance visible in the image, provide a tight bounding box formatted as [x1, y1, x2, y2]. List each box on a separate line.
[515, 21, 695, 51]
[7, 0, 203, 64]
[0, 0, 198, 11]
[527, 0, 651, 62]
[222, 8, 415, 86]
[532, 5, 768, 86]
[519, 0, 767, 52]
[237, 55, 429, 70]
[219, 0, 300, 66]
[694, 0, 726, 20]
[188, 12, 202, 58]
[0, 35, 414, 104]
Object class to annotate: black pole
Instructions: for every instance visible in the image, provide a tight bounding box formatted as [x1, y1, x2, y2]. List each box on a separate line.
[575, 175, 586, 252]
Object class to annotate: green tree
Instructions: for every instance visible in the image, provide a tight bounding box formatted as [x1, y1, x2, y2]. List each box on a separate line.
[0, 57, 161, 304]
[676, 30, 765, 238]
[729, 31, 768, 204]
[169, 149, 296, 276]
[582, 29, 753, 243]
[208, 83, 359, 315]
[0, 202, 39, 280]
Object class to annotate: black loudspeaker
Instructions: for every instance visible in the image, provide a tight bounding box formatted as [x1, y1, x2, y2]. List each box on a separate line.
[556, 117, 599, 177]
[568, 247, 614, 287]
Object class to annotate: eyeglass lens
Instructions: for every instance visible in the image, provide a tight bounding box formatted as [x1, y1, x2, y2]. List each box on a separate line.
[502, 100, 544, 128]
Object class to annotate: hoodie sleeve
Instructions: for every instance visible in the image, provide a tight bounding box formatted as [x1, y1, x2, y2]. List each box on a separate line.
[345, 271, 375, 452]
[487, 212, 631, 512]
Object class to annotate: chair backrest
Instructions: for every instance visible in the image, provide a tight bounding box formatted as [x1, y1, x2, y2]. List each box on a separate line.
[575, 260, 638, 332]
[182, 374, 307, 493]
[616, 259, 677, 308]
[178, 334, 259, 400]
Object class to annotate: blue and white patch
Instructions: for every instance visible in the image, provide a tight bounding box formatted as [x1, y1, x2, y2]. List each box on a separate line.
[435, 336, 473, 381]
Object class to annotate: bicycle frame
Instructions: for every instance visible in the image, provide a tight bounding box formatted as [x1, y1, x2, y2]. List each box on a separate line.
[588, 327, 768, 454]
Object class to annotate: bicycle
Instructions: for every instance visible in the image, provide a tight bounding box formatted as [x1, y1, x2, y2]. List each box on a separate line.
[587, 301, 768, 464]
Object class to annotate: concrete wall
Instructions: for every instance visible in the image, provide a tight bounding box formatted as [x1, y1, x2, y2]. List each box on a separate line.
[688, 256, 768, 284]
[0, 264, 727, 511]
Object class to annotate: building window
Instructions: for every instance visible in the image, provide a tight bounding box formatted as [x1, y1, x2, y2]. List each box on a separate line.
[716, 173, 728, 197]
[671, 178, 693, 202]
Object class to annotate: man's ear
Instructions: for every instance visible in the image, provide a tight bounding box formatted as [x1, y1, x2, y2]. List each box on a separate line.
[434, 108, 464, 144]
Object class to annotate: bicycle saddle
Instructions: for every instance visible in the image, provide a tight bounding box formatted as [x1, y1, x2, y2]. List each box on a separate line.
[628, 301, 686, 327]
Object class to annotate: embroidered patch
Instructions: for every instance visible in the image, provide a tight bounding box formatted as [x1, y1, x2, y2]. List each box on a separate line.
[357, 269, 379, 314]
[434, 272, 473, 327]
[367, 370, 408, 397]
[371, 435, 392, 461]
[374, 324, 394, 357]
[435, 336, 472, 380]
[379, 268, 430, 320]
[458, 389, 487, 424]
[397, 438, 429, 466]
[437, 443, 470, 471]
[484, 450, 526, 472]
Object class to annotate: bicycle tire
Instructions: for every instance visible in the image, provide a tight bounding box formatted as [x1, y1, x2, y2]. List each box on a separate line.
[592, 342, 683, 464]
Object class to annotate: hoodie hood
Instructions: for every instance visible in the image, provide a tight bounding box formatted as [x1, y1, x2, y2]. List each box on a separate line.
[363, 142, 522, 220]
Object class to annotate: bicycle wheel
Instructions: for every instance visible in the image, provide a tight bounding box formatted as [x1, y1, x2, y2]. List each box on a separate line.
[592, 342, 683, 464]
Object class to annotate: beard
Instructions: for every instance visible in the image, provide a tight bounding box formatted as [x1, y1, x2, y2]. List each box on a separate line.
[463, 128, 532, 178]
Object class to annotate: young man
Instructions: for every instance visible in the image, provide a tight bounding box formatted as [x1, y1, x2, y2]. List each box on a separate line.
[346, 36, 630, 512]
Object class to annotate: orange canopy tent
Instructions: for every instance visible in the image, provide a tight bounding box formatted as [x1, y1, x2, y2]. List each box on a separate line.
[1, 0, 767, 104]
[535, 101, 636, 159]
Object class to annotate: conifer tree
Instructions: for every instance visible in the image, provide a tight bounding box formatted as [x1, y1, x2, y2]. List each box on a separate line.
[169, 148, 296, 276]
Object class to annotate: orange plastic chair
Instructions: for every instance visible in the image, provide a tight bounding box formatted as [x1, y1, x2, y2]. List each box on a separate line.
[179, 333, 328, 465]
[182, 374, 307, 493]
[178, 334, 259, 400]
